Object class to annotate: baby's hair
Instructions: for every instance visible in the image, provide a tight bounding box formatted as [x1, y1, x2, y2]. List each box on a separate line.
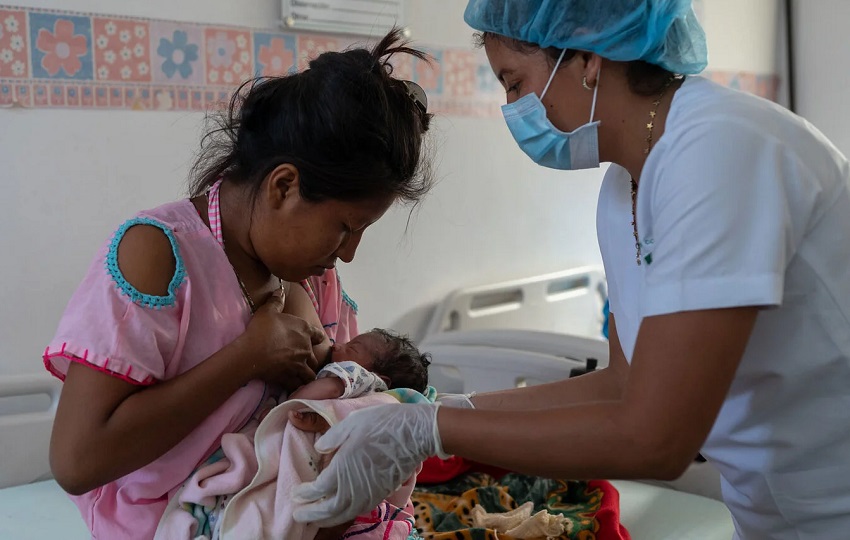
[190, 28, 433, 204]
[369, 328, 431, 393]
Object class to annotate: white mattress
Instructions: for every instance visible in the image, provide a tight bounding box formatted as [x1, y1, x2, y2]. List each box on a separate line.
[0, 480, 88, 539]
[612, 480, 733, 539]
[0, 480, 733, 540]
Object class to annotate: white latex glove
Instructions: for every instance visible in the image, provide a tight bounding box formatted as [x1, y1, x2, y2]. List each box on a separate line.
[292, 402, 446, 527]
[435, 392, 476, 409]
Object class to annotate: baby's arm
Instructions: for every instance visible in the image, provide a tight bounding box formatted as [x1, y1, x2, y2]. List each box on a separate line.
[287, 377, 344, 432]
[317, 361, 388, 398]
[288, 376, 345, 401]
[287, 362, 386, 432]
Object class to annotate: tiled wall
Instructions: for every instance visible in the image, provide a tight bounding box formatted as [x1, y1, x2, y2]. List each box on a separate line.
[0, 5, 779, 115]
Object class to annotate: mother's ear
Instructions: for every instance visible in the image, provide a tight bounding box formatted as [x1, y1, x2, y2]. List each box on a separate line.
[264, 163, 301, 209]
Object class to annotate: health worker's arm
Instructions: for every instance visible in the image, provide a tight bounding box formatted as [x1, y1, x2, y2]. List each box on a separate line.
[470, 313, 629, 410]
[440, 307, 757, 480]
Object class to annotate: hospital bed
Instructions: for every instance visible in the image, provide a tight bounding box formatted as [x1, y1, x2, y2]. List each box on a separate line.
[0, 266, 733, 539]
[418, 266, 735, 539]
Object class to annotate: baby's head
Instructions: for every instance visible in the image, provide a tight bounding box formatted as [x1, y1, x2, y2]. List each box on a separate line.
[330, 329, 430, 393]
[189, 29, 433, 282]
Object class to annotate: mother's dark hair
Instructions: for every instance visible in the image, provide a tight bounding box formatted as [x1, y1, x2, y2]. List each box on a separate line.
[475, 31, 676, 96]
[190, 28, 433, 203]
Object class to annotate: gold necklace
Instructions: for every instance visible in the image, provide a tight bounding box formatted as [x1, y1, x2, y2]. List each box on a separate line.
[235, 272, 257, 312]
[231, 259, 287, 313]
[631, 77, 675, 266]
[207, 191, 283, 313]
[233, 265, 285, 313]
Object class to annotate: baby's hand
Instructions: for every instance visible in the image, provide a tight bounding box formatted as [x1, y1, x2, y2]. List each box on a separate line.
[288, 377, 345, 432]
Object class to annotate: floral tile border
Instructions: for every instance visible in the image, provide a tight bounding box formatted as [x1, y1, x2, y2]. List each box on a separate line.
[0, 5, 781, 115]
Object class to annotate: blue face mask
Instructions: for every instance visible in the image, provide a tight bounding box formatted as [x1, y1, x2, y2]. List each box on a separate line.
[501, 50, 601, 170]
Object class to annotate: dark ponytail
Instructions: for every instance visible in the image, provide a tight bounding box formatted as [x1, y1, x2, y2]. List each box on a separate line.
[190, 28, 434, 203]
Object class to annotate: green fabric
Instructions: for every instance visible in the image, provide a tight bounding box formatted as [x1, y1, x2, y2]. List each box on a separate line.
[412, 472, 603, 540]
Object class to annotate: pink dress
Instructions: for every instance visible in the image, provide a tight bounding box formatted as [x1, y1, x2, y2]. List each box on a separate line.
[43, 186, 359, 539]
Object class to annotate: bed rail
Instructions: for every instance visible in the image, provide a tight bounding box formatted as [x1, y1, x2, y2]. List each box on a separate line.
[423, 266, 607, 340]
[0, 373, 61, 488]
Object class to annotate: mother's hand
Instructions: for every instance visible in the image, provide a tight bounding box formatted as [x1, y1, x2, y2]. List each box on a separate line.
[292, 403, 444, 527]
[236, 290, 327, 392]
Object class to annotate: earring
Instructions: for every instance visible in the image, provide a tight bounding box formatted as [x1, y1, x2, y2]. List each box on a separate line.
[582, 76, 595, 91]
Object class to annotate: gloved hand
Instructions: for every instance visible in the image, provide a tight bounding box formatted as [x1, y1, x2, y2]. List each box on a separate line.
[292, 402, 447, 527]
[435, 392, 476, 409]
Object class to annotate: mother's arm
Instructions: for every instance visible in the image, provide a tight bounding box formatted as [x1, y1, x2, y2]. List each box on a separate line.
[470, 313, 629, 410]
[440, 307, 758, 480]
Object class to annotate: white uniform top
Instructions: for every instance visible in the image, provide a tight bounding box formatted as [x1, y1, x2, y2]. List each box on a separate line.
[598, 76, 850, 539]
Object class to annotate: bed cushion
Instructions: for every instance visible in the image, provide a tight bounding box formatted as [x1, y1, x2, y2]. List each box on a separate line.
[612, 480, 734, 539]
[0, 480, 88, 539]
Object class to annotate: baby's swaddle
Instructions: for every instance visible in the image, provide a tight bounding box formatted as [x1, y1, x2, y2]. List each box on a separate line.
[155, 393, 416, 540]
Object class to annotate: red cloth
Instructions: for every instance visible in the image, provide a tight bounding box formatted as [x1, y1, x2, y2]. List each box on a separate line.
[417, 456, 473, 484]
[589, 479, 632, 540]
[418, 456, 512, 484]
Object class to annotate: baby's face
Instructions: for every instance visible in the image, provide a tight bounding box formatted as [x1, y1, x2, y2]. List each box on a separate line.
[330, 332, 385, 369]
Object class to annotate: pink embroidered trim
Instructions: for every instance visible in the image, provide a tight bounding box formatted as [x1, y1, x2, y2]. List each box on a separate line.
[300, 279, 320, 313]
[207, 179, 225, 248]
[43, 345, 155, 386]
[384, 521, 398, 540]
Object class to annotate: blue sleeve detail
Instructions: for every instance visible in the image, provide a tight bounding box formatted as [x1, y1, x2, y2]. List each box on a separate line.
[337, 272, 358, 314]
[602, 299, 610, 340]
[385, 387, 435, 404]
[104, 217, 187, 309]
[341, 288, 358, 314]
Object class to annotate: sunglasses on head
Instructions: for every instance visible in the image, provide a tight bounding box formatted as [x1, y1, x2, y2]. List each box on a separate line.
[401, 80, 428, 115]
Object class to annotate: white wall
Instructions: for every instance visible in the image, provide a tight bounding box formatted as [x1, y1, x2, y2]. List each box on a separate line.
[0, 0, 604, 375]
[700, 0, 781, 74]
[792, 0, 850, 157]
[0, 0, 787, 376]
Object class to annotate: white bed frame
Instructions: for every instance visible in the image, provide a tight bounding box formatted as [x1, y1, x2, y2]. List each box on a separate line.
[424, 266, 608, 339]
[418, 266, 734, 539]
[0, 374, 86, 539]
[0, 266, 734, 540]
[0, 374, 61, 489]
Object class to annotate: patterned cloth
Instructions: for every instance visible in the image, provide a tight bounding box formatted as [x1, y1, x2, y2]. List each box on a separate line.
[411, 473, 630, 540]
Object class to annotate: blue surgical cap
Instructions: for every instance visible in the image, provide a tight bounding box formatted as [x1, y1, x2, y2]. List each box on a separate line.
[464, 0, 708, 75]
